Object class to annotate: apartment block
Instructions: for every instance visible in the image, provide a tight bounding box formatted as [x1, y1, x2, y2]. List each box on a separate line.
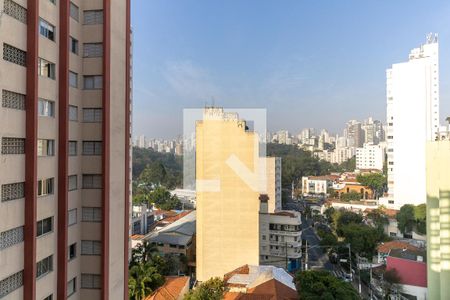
[384, 34, 439, 209]
[0, 0, 131, 299]
[195, 108, 261, 282]
[259, 196, 302, 272]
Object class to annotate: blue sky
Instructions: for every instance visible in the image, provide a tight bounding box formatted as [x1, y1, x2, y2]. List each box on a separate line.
[131, 0, 450, 138]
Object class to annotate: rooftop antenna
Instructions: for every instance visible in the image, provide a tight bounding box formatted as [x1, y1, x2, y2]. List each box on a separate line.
[211, 96, 215, 108]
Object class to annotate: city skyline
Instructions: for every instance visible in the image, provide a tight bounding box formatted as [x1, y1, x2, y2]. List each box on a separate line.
[131, 0, 450, 139]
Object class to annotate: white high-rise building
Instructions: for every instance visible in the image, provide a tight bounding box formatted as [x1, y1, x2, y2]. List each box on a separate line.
[384, 34, 440, 209]
[356, 143, 385, 171]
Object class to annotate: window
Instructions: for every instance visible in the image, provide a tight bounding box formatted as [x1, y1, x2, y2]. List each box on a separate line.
[82, 207, 102, 222]
[83, 75, 103, 89]
[68, 209, 77, 226]
[69, 71, 78, 88]
[83, 43, 103, 58]
[81, 274, 101, 289]
[43, 295, 53, 300]
[70, 2, 79, 21]
[81, 240, 101, 255]
[70, 37, 78, 54]
[37, 217, 53, 237]
[0, 270, 23, 298]
[3, 43, 26, 66]
[1, 182, 25, 202]
[37, 139, 55, 157]
[69, 105, 78, 121]
[3, 0, 27, 24]
[2, 90, 26, 110]
[83, 108, 102, 123]
[69, 141, 77, 156]
[67, 277, 76, 297]
[39, 18, 55, 41]
[68, 175, 77, 191]
[38, 58, 56, 79]
[1, 137, 25, 154]
[82, 141, 102, 155]
[38, 99, 55, 117]
[37, 178, 54, 196]
[36, 255, 53, 278]
[82, 175, 102, 189]
[0, 226, 24, 249]
[68, 243, 76, 261]
[83, 10, 103, 25]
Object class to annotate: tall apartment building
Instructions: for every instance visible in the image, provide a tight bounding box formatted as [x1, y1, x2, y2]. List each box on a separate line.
[426, 135, 450, 300]
[196, 108, 261, 282]
[384, 34, 439, 209]
[355, 143, 385, 171]
[0, 1, 131, 299]
[345, 120, 364, 148]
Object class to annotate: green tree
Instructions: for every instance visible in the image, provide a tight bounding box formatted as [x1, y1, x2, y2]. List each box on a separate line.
[414, 204, 427, 235]
[366, 208, 389, 229]
[396, 204, 416, 234]
[296, 270, 360, 300]
[148, 187, 182, 210]
[335, 211, 363, 236]
[340, 191, 362, 202]
[140, 162, 167, 187]
[356, 173, 386, 199]
[324, 207, 336, 224]
[381, 268, 402, 299]
[131, 241, 159, 267]
[128, 263, 165, 300]
[184, 277, 225, 300]
[340, 223, 385, 258]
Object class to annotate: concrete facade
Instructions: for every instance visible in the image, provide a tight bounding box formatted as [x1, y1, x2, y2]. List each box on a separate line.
[386, 34, 439, 209]
[426, 139, 450, 300]
[0, 1, 131, 299]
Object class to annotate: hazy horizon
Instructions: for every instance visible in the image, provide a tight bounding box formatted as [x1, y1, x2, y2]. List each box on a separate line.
[131, 0, 450, 139]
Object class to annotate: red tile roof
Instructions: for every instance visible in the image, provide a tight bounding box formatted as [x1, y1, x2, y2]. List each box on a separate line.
[146, 276, 189, 300]
[377, 241, 420, 254]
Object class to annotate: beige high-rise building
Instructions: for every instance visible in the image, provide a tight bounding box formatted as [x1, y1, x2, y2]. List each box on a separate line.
[196, 108, 261, 282]
[426, 136, 450, 300]
[0, 1, 131, 299]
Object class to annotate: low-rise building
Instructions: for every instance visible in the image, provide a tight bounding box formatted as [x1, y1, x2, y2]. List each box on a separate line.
[223, 265, 297, 299]
[301, 175, 337, 196]
[146, 211, 196, 274]
[146, 276, 190, 300]
[259, 195, 302, 272]
[132, 204, 155, 235]
[386, 248, 427, 300]
[376, 241, 421, 264]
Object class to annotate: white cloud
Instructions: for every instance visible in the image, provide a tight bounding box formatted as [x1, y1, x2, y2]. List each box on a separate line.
[163, 60, 221, 101]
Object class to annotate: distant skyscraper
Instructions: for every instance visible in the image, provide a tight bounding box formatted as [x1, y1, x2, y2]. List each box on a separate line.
[138, 134, 146, 148]
[346, 120, 364, 148]
[384, 34, 439, 209]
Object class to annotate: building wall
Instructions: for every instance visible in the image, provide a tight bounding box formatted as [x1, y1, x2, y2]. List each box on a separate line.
[426, 140, 450, 300]
[259, 212, 302, 272]
[266, 157, 281, 213]
[355, 143, 384, 171]
[0, 0, 130, 299]
[386, 38, 439, 209]
[196, 108, 260, 282]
